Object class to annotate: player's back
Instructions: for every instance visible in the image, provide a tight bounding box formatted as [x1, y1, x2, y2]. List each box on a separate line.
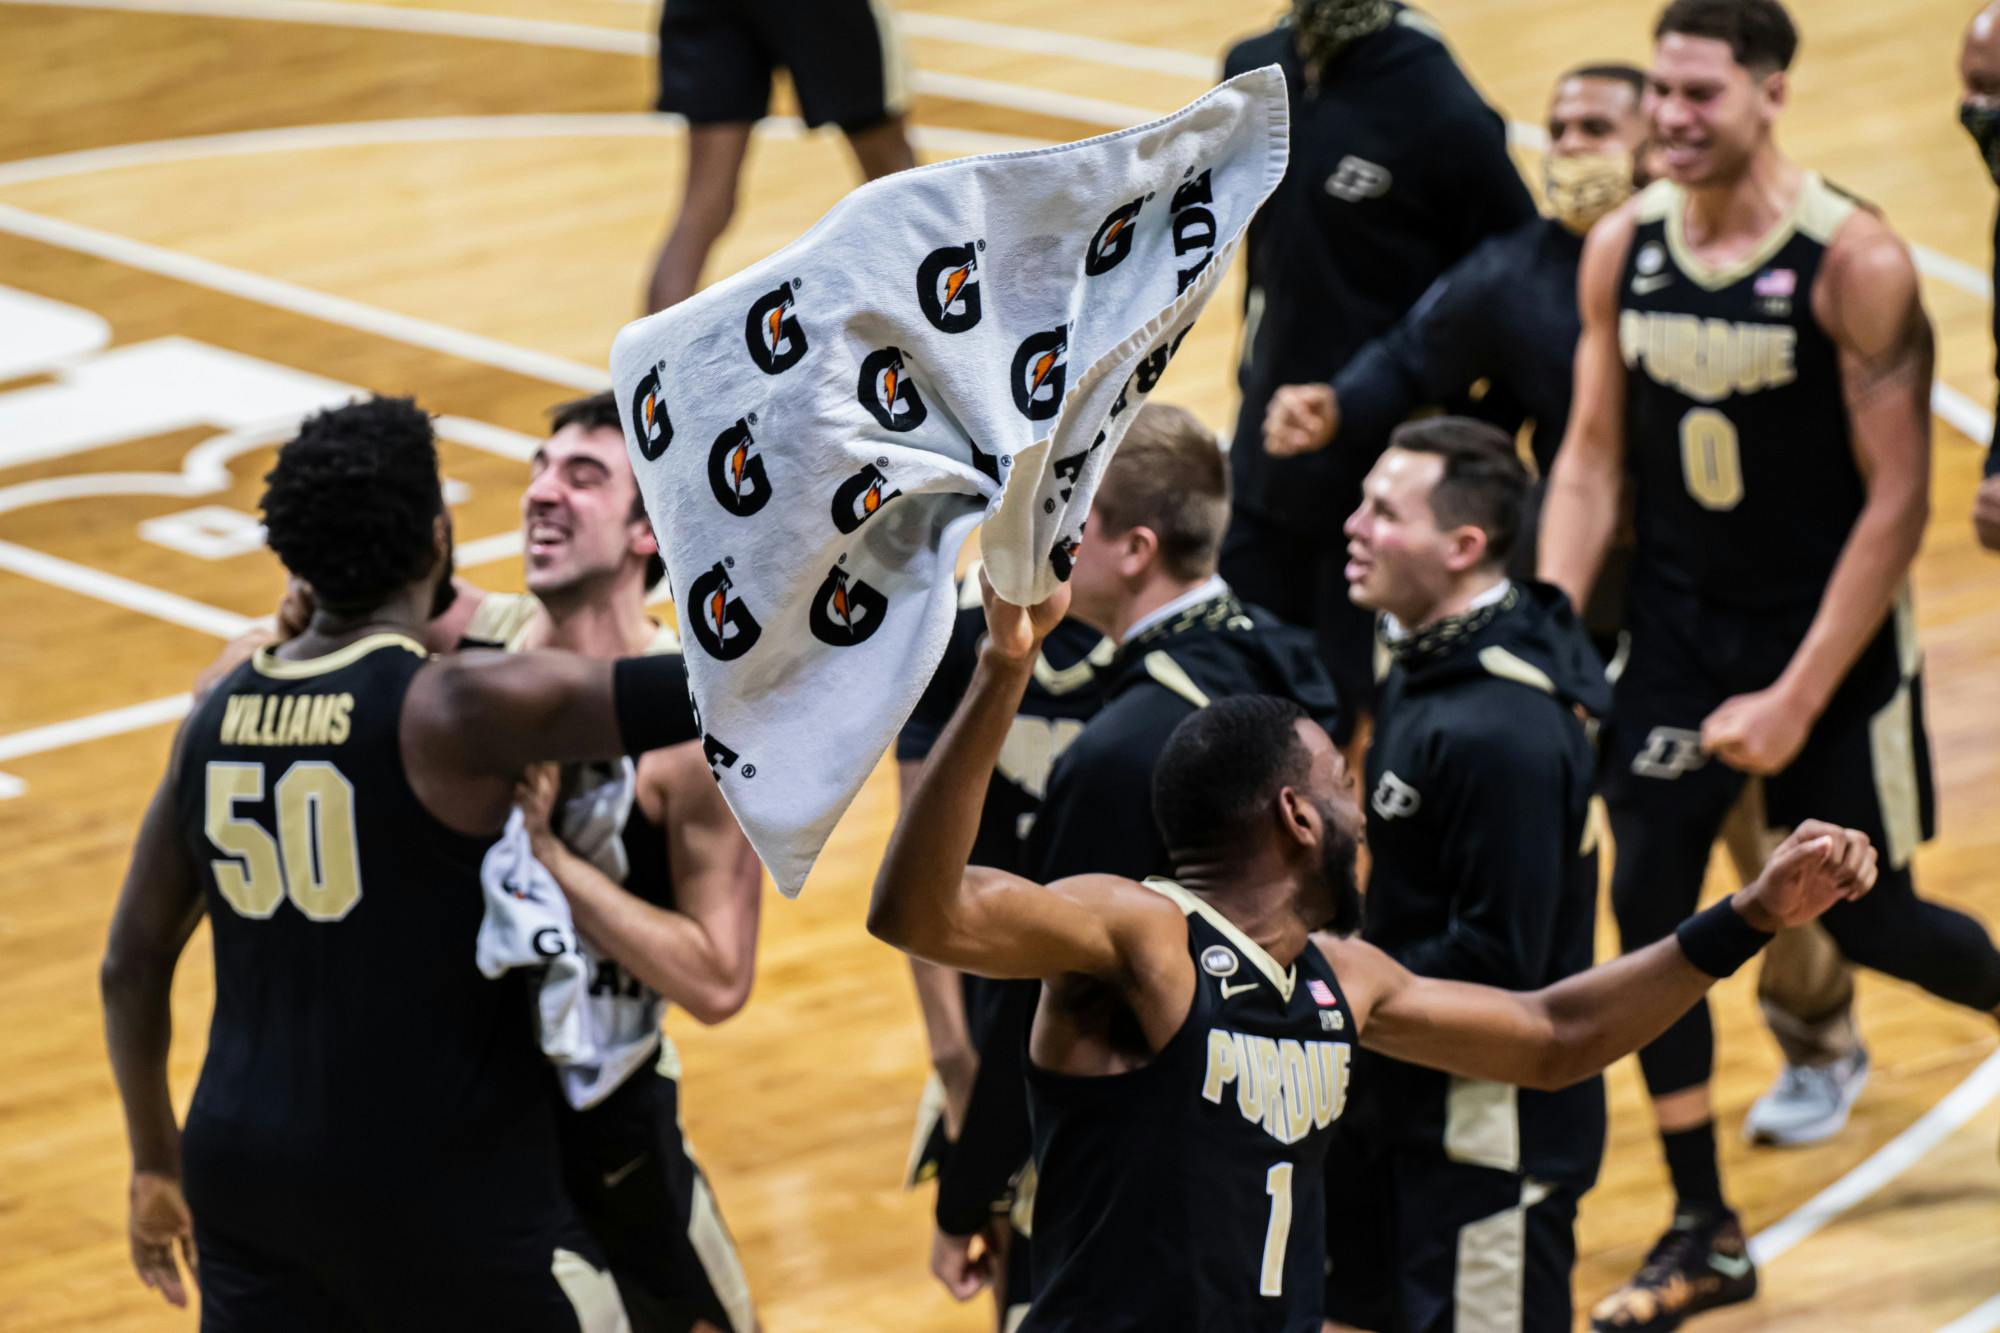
[1022, 879, 1355, 1332]
[1618, 173, 1864, 611]
[174, 633, 557, 1210]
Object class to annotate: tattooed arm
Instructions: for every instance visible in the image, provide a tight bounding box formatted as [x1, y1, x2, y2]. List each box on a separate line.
[1700, 215, 1933, 776]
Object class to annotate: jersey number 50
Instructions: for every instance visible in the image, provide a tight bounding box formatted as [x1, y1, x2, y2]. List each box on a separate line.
[1679, 408, 1745, 511]
[204, 761, 363, 921]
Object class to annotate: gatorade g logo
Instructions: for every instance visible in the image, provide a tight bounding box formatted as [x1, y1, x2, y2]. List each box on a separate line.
[809, 564, 888, 646]
[686, 561, 762, 661]
[1170, 169, 1218, 294]
[858, 347, 928, 432]
[917, 242, 982, 333]
[832, 462, 902, 534]
[1011, 326, 1068, 421]
[707, 418, 772, 517]
[745, 282, 808, 374]
[969, 439, 1002, 484]
[630, 365, 672, 462]
[1085, 197, 1144, 276]
[1050, 535, 1081, 579]
[688, 691, 744, 778]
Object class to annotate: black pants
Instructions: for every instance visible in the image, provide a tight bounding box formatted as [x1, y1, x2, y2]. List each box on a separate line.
[1326, 1142, 1581, 1333]
[1604, 582, 2000, 1097]
[557, 1061, 754, 1333]
[656, 0, 903, 131]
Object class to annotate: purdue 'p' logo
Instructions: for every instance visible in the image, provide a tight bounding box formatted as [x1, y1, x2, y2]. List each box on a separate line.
[916, 242, 982, 333]
[630, 365, 672, 462]
[1085, 197, 1144, 275]
[707, 418, 772, 517]
[686, 562, 762, 661]
[1631, 727, 1708, 780]
[1371, 771, 1422, 820]
[809, 565, 888, 646]
[1011, 326, 1068, 421]
[831, 462, 902, 534]
[858, 347, 928, 433]
[745, 282, 808, 375]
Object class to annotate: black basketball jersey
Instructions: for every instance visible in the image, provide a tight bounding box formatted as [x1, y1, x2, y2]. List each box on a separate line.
[1023, 879, 1357, 1332]
[175, 634, 560, 1196]
[1618, 173, 1863, 609]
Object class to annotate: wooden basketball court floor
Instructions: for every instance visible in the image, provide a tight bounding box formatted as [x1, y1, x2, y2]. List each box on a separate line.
[0, 0, 1995, 1327]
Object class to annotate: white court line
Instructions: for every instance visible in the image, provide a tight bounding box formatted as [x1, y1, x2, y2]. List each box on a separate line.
[1749, 1048, 2000, 1265]
[1939, 1291, 2000, 1333]
[1, 0, 651, 52]
[0, 693, 193, 765]
[0, 538, 252, 638]
[1935, 381, 1996, 446]
[895, 10, 1215, 81]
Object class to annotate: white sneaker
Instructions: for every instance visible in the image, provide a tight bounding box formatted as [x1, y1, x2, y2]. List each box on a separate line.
[1744, 1048, 1870, 1146]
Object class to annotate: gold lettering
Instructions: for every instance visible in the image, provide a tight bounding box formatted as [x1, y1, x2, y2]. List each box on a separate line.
[1279, 1040, 1312, 1146]
[219, 695, 249, 745]
[257, 696, 280, 744]
[1234, 1034, 1264, 1124]
[304, 695, 334, 746]
[1201, 1030, 1238, 1104]
[1256, 1037, 1285, 1140]
[1627, 312, 1799, 403]
[328, 694, 353, 745]
[284, 697, 312, 745]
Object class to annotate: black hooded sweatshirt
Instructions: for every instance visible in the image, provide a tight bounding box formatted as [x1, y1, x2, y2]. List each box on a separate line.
[1357, 580, 1609, 1186]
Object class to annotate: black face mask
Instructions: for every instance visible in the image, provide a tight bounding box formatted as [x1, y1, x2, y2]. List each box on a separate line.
[1962, 101, 2000, 184]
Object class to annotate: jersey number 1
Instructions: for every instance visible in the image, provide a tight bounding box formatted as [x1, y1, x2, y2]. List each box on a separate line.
[205, 761, 363, 921]
[1260, 1162, 1293, 1297]
[1679, 407, 1744, 511]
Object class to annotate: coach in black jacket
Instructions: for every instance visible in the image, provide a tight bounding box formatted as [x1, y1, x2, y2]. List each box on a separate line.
[1334, 417, 1608, 1333]
[925, 404, 1341, 1313]
[1220, 0, 1535, 729]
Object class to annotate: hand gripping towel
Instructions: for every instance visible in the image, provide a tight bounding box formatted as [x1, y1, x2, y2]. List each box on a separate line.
[610, 66, 1290, 895]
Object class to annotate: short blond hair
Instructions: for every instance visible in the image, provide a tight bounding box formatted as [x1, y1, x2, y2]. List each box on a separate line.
[1092, 402, 1230, 580]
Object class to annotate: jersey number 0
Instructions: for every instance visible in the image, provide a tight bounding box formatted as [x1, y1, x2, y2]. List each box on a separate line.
[204, 760, 363, 921]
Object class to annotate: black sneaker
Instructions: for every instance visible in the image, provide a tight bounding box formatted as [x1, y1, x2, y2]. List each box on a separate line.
[1589, 1210, 1758, 1331]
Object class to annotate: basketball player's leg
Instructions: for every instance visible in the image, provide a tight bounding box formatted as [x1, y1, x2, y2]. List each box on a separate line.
[561, 1061, 755, 1333]
[1767, 646, 2000, 1019]
[646, 0, 770, 311]
[1592, 622, 1756, 1332]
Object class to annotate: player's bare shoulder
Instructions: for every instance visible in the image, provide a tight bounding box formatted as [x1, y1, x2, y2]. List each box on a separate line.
[1812, 198, 1924, 350]
[1308, 931, 1401, 1032]
[1576, 190, 1647, 306]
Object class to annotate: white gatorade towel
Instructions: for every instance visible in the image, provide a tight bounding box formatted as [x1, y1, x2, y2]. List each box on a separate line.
[610, 66, 1289, 895]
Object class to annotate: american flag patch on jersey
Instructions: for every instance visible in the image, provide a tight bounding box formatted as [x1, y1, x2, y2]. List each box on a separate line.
[1308, 979, 1337, 1007]
[1754, 268, 1796, 297]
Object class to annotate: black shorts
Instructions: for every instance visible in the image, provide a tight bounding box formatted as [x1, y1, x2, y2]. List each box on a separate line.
[656, 0, 907, 131]
[1602, 575, 1935, 870]
[557, 1059, 754, 1333]
[1325, 1141, 1581, 1333]
[186, 1128, 620, 1332]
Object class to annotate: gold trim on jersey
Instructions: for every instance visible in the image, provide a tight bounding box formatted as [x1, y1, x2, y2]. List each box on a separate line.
[462, 590, 541, 651]
[1475, 646, 1555, 695]
[1033, 635, 1116, 696]
[1141, 651, 1212, 710]
[1142, 876, 1296, 1002]
[250, 632, 426, 679]
[1655, 171, 1855, 293]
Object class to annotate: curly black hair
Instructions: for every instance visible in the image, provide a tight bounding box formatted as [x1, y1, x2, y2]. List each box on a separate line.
[261, 395, 445, 615]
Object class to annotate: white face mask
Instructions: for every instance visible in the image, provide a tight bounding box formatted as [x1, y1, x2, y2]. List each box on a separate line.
[1544, 151, 1637, 234]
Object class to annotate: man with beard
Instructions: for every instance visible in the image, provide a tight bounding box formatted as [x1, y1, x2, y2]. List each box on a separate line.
[1330, 418, 1608, 1331]
[103, 396, 700, 1329]
[867, 569, 1876, 1332]
[911, 404, 1339, 1319]
[1220, 0, 1536, 746]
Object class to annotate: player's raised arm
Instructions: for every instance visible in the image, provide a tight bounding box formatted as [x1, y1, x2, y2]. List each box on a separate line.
[868, 574, 1179, 982]
[1538, 204, 1637, 610]
[1333, 821, 1877, 1091]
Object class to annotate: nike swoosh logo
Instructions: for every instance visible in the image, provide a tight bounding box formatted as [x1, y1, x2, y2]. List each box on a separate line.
[602, 1154, 649, 1189]
[1219, 979, 1259, 1000]
[1630, 273, 1673, 295]
[1709, 1253, 1752, 1279]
